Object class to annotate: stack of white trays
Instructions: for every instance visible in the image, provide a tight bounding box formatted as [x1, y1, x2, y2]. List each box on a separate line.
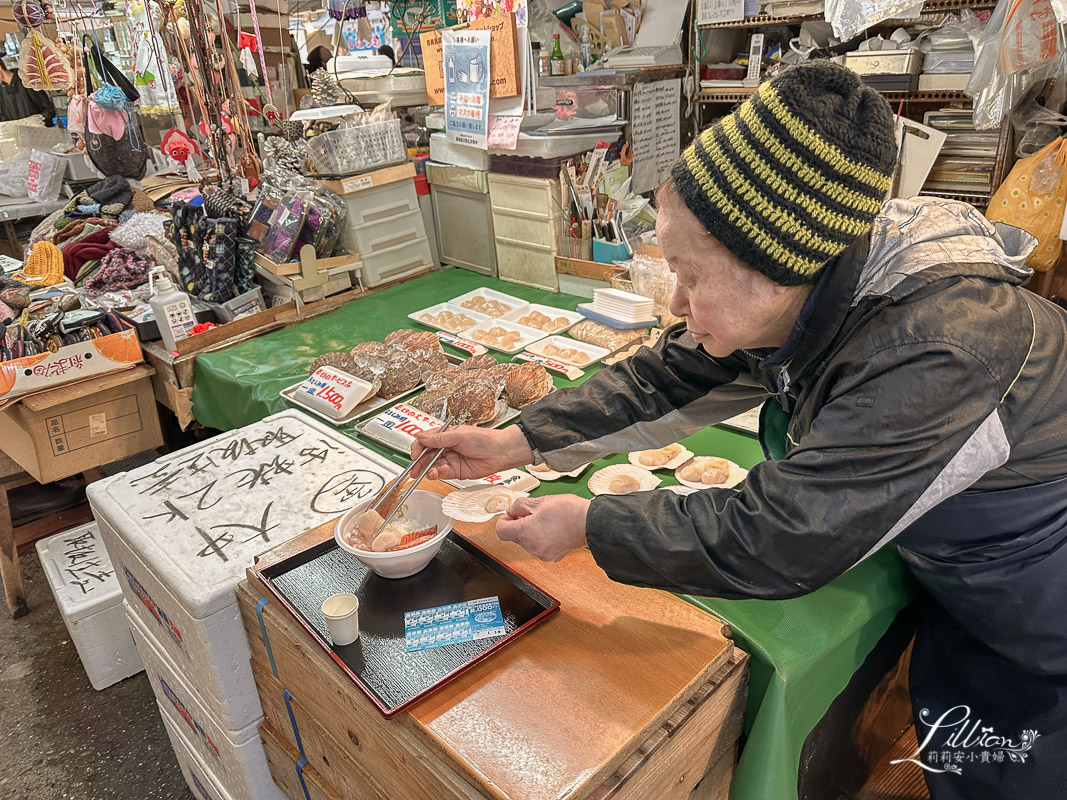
[592, 288, 656, 324]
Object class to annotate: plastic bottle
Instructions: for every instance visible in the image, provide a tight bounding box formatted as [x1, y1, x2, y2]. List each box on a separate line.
[579, 26, 593, 71]
[550, 33, 565, 76]
[148, 268, 196, 351]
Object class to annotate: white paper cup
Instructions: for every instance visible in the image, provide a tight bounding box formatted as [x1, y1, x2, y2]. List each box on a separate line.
[322, 593, 359, 645]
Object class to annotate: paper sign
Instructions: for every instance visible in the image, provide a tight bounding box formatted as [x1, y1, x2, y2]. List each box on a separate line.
[515, 352, 585, 380]
[404, 597, 507, 652]
[697, 0, 745, 25]
[446, 469, 541, 492]
[362, 403, 445, 453]
[421, 13, 519, 106]
[435, 331, 488, 356]
[630, 79, 682, 194]
[88, 412, 108, 438]
[443, 28, 492, 148]
[487, 114, 522, 150]
[294, 367, 374, 420]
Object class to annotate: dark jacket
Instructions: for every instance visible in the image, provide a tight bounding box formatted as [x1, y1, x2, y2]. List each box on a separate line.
[518, 198, 1057, 601]
[0, 68, 55, 125]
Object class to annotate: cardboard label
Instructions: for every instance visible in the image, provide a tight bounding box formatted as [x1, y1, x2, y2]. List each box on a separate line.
[435, 331, 487, 356]
[420, 13, 520, 105]
[515, 352, 585, 380]
[362, 403, 445, 453]
[341, 174, 374, 193]
[446, 469, 540, 492]
[294, 367, 374, 419]
[88, 412, 108, 438]
[404, 596, 506, 652]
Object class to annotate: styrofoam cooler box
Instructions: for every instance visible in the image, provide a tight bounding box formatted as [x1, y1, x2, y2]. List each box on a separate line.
[86, 411, 401, 731]
[35, 522, 143, 690]
[159, 711, 239, 800]
[128, 607, 285, 800]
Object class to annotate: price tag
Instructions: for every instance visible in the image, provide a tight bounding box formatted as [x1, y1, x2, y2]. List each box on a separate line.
[446, 469, 541, 493]
[515, 352, 585, 381]
[435, 331, 487, 356]
[361, 403, 446, 453]
[294, 367, 375, 420]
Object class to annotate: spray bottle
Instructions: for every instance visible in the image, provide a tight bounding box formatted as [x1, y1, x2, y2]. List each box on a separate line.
[148, 267, 196, 351]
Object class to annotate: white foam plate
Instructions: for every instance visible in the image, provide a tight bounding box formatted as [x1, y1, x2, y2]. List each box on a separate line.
[502, 304, 583, 335]
[674, 458, 748, 490]
[408, 302, 492, 333]
[448, 287, 529, 318]
[627, 445, 694, 472]
[524, 335, 611, 367]
[459, 319, 547, 354]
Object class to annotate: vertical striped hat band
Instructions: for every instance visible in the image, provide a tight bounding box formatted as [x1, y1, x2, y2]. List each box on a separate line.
[670, 60, 898, 285]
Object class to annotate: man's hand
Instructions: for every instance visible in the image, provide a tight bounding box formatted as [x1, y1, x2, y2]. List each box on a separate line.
[495, 495, 591, 562]
[411, 424, 535, 481]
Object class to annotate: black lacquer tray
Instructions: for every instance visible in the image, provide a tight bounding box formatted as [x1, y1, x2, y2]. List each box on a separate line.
[254, 533, 559, 717]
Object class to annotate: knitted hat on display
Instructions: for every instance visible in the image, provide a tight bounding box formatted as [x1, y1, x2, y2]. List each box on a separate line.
[20, 241, 65, 286]
[669, 60, 897, 285]
[87, 175, 133, 209]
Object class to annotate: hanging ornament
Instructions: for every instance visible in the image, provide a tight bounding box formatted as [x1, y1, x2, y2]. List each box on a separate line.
[161, 127, 199, 162]
[186, 161, 201, 182]
[198, 114, 233, 138]
[12, 0, 46, 29]
[247, 0, 280, 128]
[239, 47, 258, 78]
[17, 31, 73, 91]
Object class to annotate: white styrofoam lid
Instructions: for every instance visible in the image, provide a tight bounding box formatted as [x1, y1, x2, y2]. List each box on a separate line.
[92, 411, 401, 619]
[36, 522, 121, 623]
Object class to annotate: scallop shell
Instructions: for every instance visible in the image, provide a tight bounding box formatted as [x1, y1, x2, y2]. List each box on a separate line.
[446, 381, 499, 425]
[309, 351, 355, 374]
[424, 366, 466, 392]
[627, 444, 694, 472]
[349, 341, 393, 360]
[587, 464, 662, 496]
[673, 457, 748, 490]
[462, 353, 498, 371]
[441, 486, 529, 523]
[525, 462, 590, 481]
[504, 362, 552, 409]
[407, 389, 450, 418]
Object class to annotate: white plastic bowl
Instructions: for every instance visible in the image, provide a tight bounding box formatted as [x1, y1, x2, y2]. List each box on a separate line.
[334, 490, 455, 579]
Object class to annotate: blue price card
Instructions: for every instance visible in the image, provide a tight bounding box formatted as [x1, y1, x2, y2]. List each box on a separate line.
[404, 596, 506, 652]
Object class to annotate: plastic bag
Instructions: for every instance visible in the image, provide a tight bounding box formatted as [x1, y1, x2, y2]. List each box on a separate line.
[967, 0, 1063, 130]
[27, 148, 63, 202]
[628, 254, 681, 326]
[826, 0, 924, 42]
[0, 151, 30, 197]
[986, 138, 1067, 271]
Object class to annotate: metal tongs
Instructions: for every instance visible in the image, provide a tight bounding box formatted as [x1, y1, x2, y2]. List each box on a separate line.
[367, 416, 455, 539]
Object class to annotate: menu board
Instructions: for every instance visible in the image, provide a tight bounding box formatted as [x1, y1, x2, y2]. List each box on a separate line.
[630, 79, 682, 194]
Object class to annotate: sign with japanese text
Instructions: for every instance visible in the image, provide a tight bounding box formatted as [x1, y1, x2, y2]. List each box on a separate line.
[443, 28, 492, 149]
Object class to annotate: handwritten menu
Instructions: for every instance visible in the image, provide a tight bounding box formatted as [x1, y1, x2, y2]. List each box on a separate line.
[630, 79, 682, 194]
[106, 412, 399, 580]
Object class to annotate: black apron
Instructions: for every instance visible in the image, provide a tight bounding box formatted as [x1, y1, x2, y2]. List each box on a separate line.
[896, 476, 1067, 799]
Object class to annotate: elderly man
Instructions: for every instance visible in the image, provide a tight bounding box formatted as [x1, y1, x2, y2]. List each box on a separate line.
[413, 60, 1064, 799]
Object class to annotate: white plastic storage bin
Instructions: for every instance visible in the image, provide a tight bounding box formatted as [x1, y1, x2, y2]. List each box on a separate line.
[347, 207, 426, 257]
[359, 235, 435, 287]
[35, 522, 144, 690]
[86, 411, 401, 731]
[488, 173, 562, 291]
[430, 132, 491, 171]
[431, 184, 497, 276]
[160, 712, 239, 800]
[128, 608, 285, 800]
[340, 178, 420, 229]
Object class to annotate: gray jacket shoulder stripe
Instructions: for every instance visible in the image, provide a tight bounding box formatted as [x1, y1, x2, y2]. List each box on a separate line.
[855, 409, 1010, 564]
[546, 379, 769, 469]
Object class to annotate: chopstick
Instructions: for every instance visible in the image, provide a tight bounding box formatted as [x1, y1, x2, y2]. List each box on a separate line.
[370, 416, 456, 538]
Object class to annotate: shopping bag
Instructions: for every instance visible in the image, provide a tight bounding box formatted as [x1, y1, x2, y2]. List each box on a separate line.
[986, 137, 1067, 271]
[27, 148, 63, 202]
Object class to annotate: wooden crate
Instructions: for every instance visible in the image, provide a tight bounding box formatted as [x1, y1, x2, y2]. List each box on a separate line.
[236, 488, 747, 800]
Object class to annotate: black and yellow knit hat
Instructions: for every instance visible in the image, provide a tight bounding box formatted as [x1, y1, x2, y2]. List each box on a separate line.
[670, 60, 897, 285]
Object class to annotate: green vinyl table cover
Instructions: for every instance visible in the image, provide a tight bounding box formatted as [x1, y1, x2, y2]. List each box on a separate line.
[193, 268, 915, 800]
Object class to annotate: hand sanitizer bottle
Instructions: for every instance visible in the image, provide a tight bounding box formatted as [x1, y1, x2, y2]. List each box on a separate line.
[148, 268, 196, 351]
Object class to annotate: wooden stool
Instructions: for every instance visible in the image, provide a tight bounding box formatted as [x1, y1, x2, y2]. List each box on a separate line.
[0, 451, 32, 618]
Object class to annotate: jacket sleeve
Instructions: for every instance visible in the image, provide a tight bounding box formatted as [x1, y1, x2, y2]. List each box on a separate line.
[585, 341, 1010, 600]
[517, 324, 770, 471]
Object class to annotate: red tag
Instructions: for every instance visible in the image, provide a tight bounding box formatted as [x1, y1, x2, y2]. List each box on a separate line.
[435, 331, 487, 356]
[515, 352, 585, 380]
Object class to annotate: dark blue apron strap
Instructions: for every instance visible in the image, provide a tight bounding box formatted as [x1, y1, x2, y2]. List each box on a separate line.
[295, 756, 313, 800]
[283, 689, 306, 757]
[256, 598, 279, 678]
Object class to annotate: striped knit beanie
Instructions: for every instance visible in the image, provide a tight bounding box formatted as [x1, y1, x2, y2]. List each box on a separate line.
[670, 60, 897, 285]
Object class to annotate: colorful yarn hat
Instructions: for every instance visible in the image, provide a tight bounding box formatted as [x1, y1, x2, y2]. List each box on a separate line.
[670, 60, 898, 285]
[20, 241, 65, 286]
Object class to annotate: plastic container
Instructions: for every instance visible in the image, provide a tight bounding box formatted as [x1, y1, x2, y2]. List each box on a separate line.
[128, 608, 285, 800]
[86, 411, 401, 732]
[347, 207, 426, 258]
[431, 184, 497, 276]
[339, 178, 421, 228]
[430, 132, 491, 170]
[488, 174, 563, 291]
[306, 119, 406, 176]
[35, 523, 144, 690]
[148, 268, 197, 350]
[426, 162, 490, 194]
[358, 235, 435, 287]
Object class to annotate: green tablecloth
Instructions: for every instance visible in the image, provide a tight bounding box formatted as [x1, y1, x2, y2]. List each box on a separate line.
[193, 269, 914, 800]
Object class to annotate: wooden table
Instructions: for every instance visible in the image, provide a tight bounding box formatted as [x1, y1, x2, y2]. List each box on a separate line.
[238, 482, 748, 800]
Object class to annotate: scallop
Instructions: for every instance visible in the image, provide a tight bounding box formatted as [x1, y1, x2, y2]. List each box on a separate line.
[674, 457, 748, 490]
[462, 353, 498, 371]
[309, 351, 355, 374]
[587, 464, 661, 496]
[628, 443, 694, 472]
[441, 486, 529, 523]
[503, 363, 552, 409]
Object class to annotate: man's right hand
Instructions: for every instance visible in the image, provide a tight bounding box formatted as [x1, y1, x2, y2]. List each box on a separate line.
[410, 424, 535, 481]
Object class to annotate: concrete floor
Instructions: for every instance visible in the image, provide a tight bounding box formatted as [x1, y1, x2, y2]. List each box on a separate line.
[0, 552, 188, 799]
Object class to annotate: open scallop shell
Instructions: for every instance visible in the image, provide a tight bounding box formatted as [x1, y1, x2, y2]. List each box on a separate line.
[441, 486, 529, 523]
[587, 464, 662, 496]
[673, 457, 748, 490]
[524, 462, 591, 481]
[627, 444, 694, 472]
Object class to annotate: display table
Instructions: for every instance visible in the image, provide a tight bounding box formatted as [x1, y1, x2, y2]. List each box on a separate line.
[0, 198, 67, 260]
[194, 268, 916, 800]
[239, 496, 748, 800]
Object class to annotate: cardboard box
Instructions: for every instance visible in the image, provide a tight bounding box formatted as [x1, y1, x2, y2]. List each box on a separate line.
[0, 365, 163, 483]
[0, 328, 144, 404]
[419, 13, 520, 105]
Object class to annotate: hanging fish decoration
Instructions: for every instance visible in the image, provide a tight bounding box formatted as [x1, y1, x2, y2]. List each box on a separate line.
[160, 127, 199, 162]
[17, 31, 73, 91]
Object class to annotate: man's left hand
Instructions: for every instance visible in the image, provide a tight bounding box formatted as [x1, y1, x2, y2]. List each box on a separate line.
[495, 495, 591, 562]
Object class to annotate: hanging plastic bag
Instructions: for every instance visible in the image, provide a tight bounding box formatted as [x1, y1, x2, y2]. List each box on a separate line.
[825, 0, 925, 42]
[986, 137, 1067, 271]
[967, 0, 1063, 130]
[27, 148, 63, 202]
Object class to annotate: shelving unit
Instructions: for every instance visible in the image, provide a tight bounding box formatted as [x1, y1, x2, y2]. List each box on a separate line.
[698, 0, 996, 29]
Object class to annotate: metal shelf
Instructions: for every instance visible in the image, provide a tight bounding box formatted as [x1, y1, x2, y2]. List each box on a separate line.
[699, 0, 996, 28]
[698, 88, 971, 103]
[918, 189, 991, 207]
